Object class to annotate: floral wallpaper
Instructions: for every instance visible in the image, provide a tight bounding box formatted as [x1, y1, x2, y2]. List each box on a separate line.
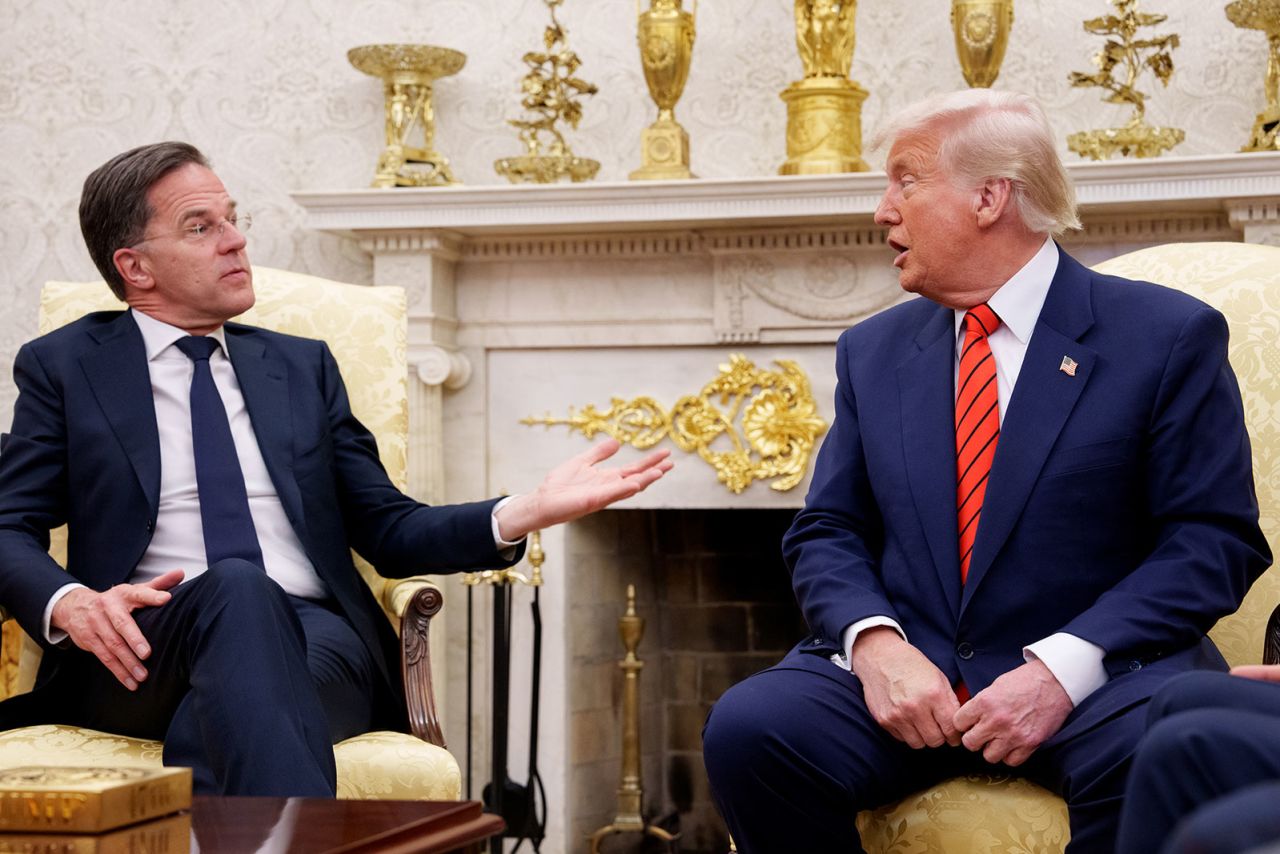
[0, 0, 1268, 420]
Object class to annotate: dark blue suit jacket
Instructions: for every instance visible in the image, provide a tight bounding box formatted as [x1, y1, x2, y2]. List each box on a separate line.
[783, 249, 1271, 731]
[0, 310, 517, 727]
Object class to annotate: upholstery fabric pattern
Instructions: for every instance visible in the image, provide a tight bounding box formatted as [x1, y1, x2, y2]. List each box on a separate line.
[857, 242, 1280, 853]
[0, 270, 454, 800]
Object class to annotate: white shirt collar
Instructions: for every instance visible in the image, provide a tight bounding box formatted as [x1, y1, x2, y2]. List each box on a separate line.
[130, 308, 228, 361]
[955, 237, 1058, 345]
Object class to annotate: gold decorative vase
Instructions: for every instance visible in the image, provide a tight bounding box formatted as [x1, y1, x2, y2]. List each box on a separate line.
[1226, 0, 1280, 152]
[348, 44, 465, 187]
[631, 0, 698, 180]
[951, 0, 1014, 88]
[780, 1, 869, 175]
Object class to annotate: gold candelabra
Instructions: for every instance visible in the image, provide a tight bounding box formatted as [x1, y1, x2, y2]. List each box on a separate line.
[1066, 0, 1184, 160]
[779, 0, 870, 175]
[462, 530, 545, 589]
[631, 0, 698, 180]
[587, 585, 677, 853]
[348, 44, 466, 187]
[495, 0, 600, 184]
[951, 0, 1015, 88]
[1226, 0, 1280, 151]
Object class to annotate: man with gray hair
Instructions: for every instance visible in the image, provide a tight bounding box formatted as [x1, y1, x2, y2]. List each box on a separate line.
[703, 89, 1269, 852]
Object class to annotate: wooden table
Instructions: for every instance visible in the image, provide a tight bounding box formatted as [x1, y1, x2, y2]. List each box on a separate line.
[189, 796, 505, 853]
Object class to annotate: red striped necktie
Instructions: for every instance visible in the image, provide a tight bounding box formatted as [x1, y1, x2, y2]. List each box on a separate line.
[956, 304, 1001, 585]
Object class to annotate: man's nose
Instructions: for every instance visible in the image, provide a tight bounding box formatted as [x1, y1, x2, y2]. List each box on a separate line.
[873, 194, 898, 226]
[219, 222, 247, 251]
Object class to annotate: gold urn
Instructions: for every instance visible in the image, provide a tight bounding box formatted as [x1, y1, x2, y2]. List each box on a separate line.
[631, 0, 698, 180]
[1226, 0, 1280, 152]
[951, 0, 1015, 88]
[779, 1, 869, 175]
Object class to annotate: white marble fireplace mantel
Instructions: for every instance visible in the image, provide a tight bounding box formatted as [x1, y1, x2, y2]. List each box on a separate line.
[292, 153, 1280, 854]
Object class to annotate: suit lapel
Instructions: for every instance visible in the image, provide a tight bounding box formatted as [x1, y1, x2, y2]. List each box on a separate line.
[898, 306, 964, 619]
[80, 314, 161, 514]
[224, 329, 303, 532]
[961, 251, 1098, 608]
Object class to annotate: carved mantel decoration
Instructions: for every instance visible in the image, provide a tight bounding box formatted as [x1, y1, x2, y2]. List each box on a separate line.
[522, 355, 827, 494]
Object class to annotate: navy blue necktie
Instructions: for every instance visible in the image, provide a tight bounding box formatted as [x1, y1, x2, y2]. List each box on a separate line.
[174, 336, 264, 568]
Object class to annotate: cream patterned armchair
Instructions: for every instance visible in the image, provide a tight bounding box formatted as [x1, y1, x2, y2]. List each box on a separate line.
[855, 242, 1280, 853]
[0, 268, 462, 800]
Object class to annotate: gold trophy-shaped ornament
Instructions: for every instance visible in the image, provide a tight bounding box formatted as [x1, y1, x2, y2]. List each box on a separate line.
[951, 0, 1015, 88]
[348, 44, 466, 187]
[1226, 0, 1280, 152]
[631, 0, 698, 180]
[779, 0, 870, 175]
[1066, 0, 1184, 160]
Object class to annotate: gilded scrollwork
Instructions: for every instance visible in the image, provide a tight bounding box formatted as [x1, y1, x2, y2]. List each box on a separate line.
[522, 355, 826, 494]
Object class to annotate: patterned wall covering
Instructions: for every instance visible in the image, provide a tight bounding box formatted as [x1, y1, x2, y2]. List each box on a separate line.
[0, 0, 1267, 422]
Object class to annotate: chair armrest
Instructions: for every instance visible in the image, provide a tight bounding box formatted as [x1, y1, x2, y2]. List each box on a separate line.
[1265, 601, 1280, 666]
[400, 585, 446, 749]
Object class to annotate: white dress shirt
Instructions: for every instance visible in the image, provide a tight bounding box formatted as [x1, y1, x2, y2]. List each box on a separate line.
[44, 309, 521, 642]
[837, 238, 1109, 707]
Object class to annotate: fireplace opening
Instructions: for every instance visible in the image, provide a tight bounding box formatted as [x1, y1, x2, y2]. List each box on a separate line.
[567, 508, 806, 853]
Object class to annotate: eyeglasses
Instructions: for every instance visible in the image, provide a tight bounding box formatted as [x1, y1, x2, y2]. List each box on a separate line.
[134, 212, 252, 246]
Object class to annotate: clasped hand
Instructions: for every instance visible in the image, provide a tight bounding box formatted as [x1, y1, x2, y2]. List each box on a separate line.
[852, 629, 1072, 766]
[49, 569, 184, 691]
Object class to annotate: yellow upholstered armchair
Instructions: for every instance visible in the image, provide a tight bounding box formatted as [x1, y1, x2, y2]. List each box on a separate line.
[0, 268, 461, 800]
[855, 242, 1280, 852]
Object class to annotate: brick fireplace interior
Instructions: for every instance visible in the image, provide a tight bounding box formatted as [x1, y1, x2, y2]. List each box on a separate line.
[566, 508, 805, 853]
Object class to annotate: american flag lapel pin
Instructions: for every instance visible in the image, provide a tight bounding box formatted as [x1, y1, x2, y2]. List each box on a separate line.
[1059, 356, 1078, 377]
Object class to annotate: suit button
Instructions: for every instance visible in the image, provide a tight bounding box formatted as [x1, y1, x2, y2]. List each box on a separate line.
[145, 520, 153, 532]
[957, 642, 974, 660]
[1129, 660, 1142, 672]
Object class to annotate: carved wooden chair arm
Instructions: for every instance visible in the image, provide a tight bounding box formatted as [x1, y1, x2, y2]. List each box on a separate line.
[1265, 601, 1280, 666]
[399, 584, 447, 748]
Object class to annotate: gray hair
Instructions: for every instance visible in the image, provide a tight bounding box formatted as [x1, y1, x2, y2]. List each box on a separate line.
[872, 90, 1081, 237]
[79, 142, 210, 299]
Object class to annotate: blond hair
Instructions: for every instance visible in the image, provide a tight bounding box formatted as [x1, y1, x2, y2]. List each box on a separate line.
[872, 90, 1081, 236]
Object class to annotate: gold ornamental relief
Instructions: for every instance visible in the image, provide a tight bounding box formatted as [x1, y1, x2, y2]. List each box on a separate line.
[522, 356, 827, 494]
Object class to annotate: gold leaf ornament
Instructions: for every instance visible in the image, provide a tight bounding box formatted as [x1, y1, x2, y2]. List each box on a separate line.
[523, 356, 827, 494]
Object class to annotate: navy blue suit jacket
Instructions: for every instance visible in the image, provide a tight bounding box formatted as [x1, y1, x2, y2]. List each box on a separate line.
[0, 310, 517, 727]
[783, 249, 1271, 731]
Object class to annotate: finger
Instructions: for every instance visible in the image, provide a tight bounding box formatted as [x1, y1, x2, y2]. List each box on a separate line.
[577, 438, 622, 465]
[1003, 745, 1036, 767]
[120, 584, 176, 610]
[961, 724, 990, 754]
[1231, 665, 1280, 683]
[84, 632, 139, 691]
[105, 603, 152, 662]
[982, 738, 1011, 765]
[145, 570, 186, 591]
[934, 702, 964, 746]
[617, 448, 673, 477]
[953, 699, 978, 733]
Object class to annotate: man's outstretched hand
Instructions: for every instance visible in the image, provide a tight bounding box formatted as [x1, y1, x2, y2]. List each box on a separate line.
[495, 438, 673, 542]
[49, 569, 185, 691]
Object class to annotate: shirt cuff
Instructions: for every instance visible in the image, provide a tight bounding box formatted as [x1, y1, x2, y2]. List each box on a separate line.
[43, 582, 88, 645]
[1024, 632, 1108, 707]
[491, 495, 525, 560]
[832, 616, 907, 673]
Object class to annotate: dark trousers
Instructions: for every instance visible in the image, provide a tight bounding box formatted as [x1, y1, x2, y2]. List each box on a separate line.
[702, 648, 1151, 854]
[1116, 671, 1280, 854]
[60, 560, 377, 796]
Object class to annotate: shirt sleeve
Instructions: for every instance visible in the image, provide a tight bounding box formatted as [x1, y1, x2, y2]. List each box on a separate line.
[1024, 632, 1108, 707]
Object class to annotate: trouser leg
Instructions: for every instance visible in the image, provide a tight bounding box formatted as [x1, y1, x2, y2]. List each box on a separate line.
[1115, 672, 1280, 854]
[702, 650, 966, 854]
[289, 594, 377, 744]
[67, 560, 336, 796]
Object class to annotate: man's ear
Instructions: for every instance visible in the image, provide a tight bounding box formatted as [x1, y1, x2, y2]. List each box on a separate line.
[975, 177, 1013, 229]
[112, 247, 153, 294]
